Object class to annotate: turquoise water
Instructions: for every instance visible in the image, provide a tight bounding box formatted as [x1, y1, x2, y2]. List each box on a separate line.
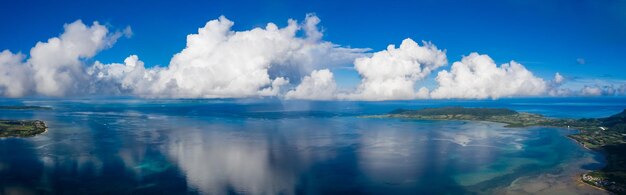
[0, 98, 623, 194]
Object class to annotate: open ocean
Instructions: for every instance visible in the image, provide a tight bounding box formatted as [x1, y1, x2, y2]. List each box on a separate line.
[1, 97, 625, 194]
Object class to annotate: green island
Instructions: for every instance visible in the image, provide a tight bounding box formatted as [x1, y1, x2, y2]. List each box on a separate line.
[365, 106, 626, 194]
[0, 105, 50, 137]
[0, 120, 47, 137]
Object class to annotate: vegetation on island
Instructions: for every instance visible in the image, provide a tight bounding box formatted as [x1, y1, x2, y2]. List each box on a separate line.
[0, 120, 47, 137]
[367, 106, 626, 193]
[0, 105, 50, 137]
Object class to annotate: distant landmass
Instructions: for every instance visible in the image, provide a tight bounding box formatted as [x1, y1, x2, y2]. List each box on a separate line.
[366, 106, 626, 193]
[0, 105, 52, 110]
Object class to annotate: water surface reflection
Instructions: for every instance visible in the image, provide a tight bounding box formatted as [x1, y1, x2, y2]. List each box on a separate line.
[0, 100, 609, 194]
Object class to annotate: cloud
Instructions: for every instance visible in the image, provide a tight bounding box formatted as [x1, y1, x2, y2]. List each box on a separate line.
[430, 53, 547, 99]
[547, 72, 572, 96]
[0, 50, 30, 97]
[285, 69, 336, 100]
[0, 15, 367, 98]
[87, 55, 156, 95]
[302, 13, 323, 42]
[0, 20, 124, 97]
[3, 15, 624, 100]
[30, 20, 124, 96]
[122, 26, 133, 38]
[146, 15, 294, 98]
[554, 72, 564, 84]
[545, 73, 626, 97]
[95, 14, 367, 98]
[267, 14, 368, 84]
[576, 58, 586, 65]
[579, 84, 626, 96]
[580, 85, 603, 96]
[258, 77, 289, 96]
[339, 38, 447, 100]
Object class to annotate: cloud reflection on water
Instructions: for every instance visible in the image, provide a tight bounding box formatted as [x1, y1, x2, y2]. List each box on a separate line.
[0, 102, 607, 194]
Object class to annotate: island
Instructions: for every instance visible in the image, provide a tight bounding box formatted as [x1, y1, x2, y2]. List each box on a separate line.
[0, 120, 47, 137]
[0, 105, 50, 137]
[365, 106, 626, 194]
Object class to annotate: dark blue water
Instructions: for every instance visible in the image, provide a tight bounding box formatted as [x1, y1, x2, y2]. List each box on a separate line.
[0, 98, 623, 194]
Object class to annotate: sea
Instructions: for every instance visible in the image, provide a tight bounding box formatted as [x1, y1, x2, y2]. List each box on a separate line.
[1, 97, 625, 194]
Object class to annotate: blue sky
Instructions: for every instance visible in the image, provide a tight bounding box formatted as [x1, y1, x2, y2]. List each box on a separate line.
[0, 0, 625, 99]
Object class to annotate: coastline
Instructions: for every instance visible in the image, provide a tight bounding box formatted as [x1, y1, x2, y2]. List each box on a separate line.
[578, 176, 611, 193]
[492, 159, 609, 195]
[473, 126, 610, 194]
[367, 115, 611, 193]
[368, 107, 626, 194]
[566, 133, 612, 193]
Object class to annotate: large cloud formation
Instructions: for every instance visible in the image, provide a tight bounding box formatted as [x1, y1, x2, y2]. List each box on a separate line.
[430, 53, 547, 99]
[2, 15, 621, 100]
[0, 20, 125, 97]
[1, 15, 366, 98]
[90, 14, 366, 98]
[340, 39, 447, 100]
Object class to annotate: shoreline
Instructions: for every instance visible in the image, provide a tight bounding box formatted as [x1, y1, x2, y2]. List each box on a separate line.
[566, 135, 612, 193]
[577, 175, 611, 193]
[368, 110, 622, 193]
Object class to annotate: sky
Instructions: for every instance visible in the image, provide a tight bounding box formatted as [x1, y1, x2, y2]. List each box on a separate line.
[0, 0, 625, 100]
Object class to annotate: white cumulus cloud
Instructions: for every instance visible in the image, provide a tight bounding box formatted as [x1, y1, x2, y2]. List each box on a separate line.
[94, 14, 366, 98]
[87, 55, 158, 95]
[285, 69, 337, 100]
[339, 38, 447, 100]
[547, 72, 572, 96]
[0, 51, 31, 97]
[0, 20, 125, 97]
[5, 15, 619, 100]
[430, 53, 547, 99]
[29, 20, 123, 96]
[554, 72, 564, 84]
[143, 15, 296, 98]
[0, 15, 367, 98]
